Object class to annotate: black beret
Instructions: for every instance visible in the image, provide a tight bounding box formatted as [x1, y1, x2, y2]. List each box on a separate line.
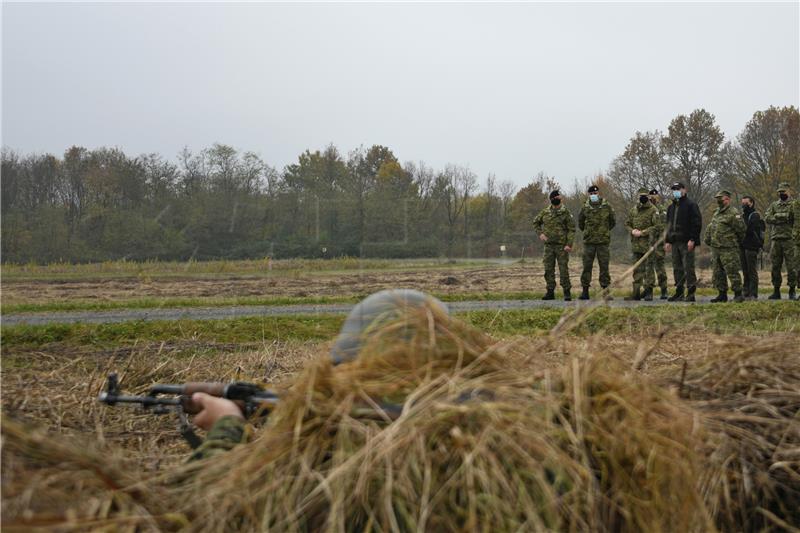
[670, 182, 685, 190]
[649, 188, 659, 195]
[587, 185, 599, 193]
[549, 190, 561, 199]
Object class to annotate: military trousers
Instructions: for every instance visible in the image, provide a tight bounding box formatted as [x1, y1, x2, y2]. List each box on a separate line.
[543, 244, 571, 291]
[671, 242, 697, 291]
[580, 244, 610, 289]
[740, 248, 759, 297]
[711, 247, 742, 293]
[632, 251, 654, 290]
[648, 248, 668, 290]
[770, 239, 796, 288]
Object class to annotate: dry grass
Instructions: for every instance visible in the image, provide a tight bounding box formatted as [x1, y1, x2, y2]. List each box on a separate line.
[3, 307, 798, 531]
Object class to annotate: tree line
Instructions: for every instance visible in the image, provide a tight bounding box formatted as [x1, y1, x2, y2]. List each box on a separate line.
[2, 106, 798, 263]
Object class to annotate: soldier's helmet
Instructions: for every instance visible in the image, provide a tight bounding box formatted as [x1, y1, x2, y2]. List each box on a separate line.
[330, 289, 449, 365]
[776, 182, 791, 193]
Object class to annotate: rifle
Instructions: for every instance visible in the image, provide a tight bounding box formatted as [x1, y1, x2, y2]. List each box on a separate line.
[98, 373, 279, 448]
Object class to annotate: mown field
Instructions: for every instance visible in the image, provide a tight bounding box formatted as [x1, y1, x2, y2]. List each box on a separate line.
[2, 259, 798, 530]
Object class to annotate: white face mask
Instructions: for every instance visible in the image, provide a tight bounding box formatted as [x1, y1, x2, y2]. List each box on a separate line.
[672, 190, 682, 200]
[589, 194, 599, 203]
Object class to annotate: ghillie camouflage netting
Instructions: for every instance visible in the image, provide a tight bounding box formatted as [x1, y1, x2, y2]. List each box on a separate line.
[2, 306, 799, 532]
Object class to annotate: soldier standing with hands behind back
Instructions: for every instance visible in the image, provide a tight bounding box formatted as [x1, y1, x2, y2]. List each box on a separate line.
[706, 190, 746, 303]
[764, 182, 796, 300]
[578, 184, 616, 300]
[625, 187, 658, 301]
[533, 190, 575, 301]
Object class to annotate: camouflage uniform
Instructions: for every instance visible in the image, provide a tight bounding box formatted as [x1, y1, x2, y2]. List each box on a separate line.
[705, 202, 745, 294]
[533, 205, 575, 292]
[578, 198, 616, 289]
[793, 199, 800, 286]
[764, 196, 797, 291]
[648, 202, 668, 293]
[188, 415, 249, 461]
[625, 201, 658, 294]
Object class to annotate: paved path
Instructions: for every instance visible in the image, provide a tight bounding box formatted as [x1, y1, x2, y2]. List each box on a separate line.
[1, 298, 713, 327]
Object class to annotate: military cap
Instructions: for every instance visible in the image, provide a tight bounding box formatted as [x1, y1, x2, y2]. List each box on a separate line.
[776, 182, 791, 192]
[648, 188, 659, 195]
[587, 185, 599, 193]
[637, 187, 650, 195]
[549, 190, 561, 199]
[714, 189, 732, 198]
[670, 182, 685, 190]
[330, 289, 449, 365]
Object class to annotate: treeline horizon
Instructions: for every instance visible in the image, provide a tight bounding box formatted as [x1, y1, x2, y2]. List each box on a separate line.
[2, 105, 798, 264]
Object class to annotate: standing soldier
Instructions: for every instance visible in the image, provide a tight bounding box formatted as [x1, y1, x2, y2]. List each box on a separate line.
[533, 190, 575, 301]
[793, 195, 800, 289]
[664, 182, 702, 302]
[625, 187, 658, 301]
[705, 190, 746, 303]
[648, 189, 669, 299]
[578, 184, 616, 300]
[739, 196, 764, 300]
[764, 182, 796, 300]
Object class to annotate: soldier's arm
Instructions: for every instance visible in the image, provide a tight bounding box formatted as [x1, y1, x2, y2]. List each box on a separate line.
[764, 203, 779, 224]
[532, 210, 544, 233]
[639, 211, 657, 237]
[734, 213, 746, 243]
[608, 204, 617, 230]
[187, 415, 250, 462]
[624, 209, 634, 233]
[565, 210, 575, 247]
[689, 203, 702, 243]
[578, 207, 586, 231]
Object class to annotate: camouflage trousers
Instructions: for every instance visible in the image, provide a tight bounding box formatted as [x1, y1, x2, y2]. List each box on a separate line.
[580, 244, 610, 289]
[711, 247, 742, 293]
[648, 248, 668, 290]
[543, 244, 571, 291]
[740, 248, 759, 297]
[671, 242, 697, 291]
[632, 251, 654, 290]
[770, 239, 797, 288]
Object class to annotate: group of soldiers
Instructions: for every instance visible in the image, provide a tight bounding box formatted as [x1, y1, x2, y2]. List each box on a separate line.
[532, 181, 799, 303]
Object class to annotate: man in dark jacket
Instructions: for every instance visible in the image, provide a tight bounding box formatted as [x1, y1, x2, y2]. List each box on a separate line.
[664, 182, 702, 302]
[739, 196, 764, 300]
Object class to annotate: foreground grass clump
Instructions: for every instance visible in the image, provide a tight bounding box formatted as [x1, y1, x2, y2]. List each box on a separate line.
[4, 307, 798, 531]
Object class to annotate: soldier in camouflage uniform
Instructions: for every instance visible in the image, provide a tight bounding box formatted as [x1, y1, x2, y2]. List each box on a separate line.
[624, 188, 658, 301]
[647, 189, 669, 299]
[188, 290, 449, 461]
[533, 190, 576, 301]
[793, 195, 800, 291]
[578, 184, 616, 300]
[705, 190, 746, 303]
[764, 182, 797, 300]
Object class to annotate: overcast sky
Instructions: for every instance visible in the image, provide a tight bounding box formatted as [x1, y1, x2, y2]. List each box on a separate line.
[2, 2, 798, 189]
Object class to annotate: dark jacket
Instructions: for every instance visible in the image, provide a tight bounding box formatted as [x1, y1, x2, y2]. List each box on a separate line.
[665, 196, 702, 245]
[740, 208, 765, 251]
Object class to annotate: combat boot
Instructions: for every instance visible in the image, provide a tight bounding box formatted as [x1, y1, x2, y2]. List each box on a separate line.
[667, 288, 684, 302]
[563, 289, 572, 301]
[732, 291, 745, 303]
[625, 287, 642, 301]
[685, 287, 696, 302]
[660, 287, 668, 300]
[768, 287, 781, 300]
[710, 291, 728, 303]
[542, 289, 555, 301]
[643, 287, 653, 301]
[789, 287, 797, 301]
[579, 287, 590, 300]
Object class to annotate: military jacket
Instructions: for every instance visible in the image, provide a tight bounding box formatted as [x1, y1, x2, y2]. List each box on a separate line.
[705, 204, 745, 249]
[792, 199, 800, 242]
[578, 199, 616, 245]
[625, 203, 658, 253]
[764, 199, 795, 241]
[188, 415, 249, 462]
[533, 205, 575, 247]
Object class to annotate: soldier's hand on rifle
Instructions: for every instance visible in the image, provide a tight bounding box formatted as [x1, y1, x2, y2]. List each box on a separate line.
[191, 392, 244, 431]
[539, 234, 548, 242]
[564, 245, 572, 253]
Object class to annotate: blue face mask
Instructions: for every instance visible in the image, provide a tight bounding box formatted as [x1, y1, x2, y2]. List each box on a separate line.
[672, 190, 682, 200]
[589, 194, 599, 203]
